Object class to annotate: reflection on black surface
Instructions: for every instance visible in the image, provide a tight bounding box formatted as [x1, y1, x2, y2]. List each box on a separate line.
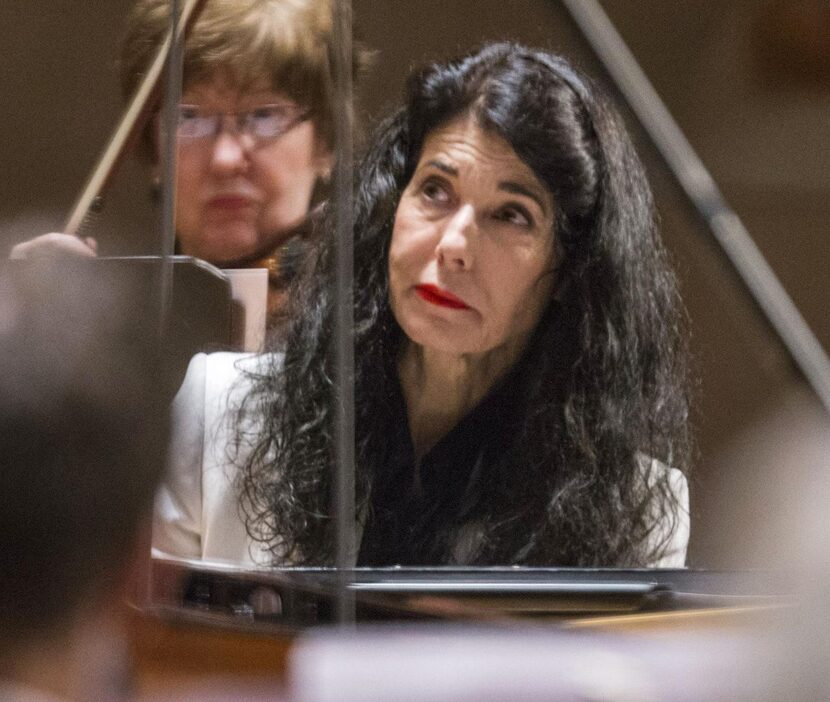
[151, 556, 789, 631]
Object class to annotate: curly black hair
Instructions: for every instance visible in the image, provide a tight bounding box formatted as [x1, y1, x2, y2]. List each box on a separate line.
[236, 41, 691, 566]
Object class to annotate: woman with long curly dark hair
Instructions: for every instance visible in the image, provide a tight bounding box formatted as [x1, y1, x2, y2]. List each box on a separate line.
[154, 41, 691, 568]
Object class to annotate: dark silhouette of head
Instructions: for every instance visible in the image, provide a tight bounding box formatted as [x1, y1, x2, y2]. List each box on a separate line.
[0, 263, 169, 668]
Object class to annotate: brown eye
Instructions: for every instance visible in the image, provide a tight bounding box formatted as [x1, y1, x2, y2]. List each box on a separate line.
[495, 204, 533, 228]
[420, 178, 451, 204]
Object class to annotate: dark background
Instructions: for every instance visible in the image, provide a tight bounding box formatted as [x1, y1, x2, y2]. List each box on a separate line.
[2, 0, 828, 567]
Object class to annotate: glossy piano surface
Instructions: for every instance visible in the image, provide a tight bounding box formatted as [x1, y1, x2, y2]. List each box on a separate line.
[130, 556, 791, 694]
[147, 556, 789, 628]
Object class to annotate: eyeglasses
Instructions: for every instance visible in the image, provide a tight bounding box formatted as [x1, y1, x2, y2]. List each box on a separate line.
[175, 104, 310, 142]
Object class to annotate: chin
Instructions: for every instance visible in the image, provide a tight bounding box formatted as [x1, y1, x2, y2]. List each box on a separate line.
[393, 297, 482, 354]
[189, 227, 262, 265]
[428, 340, 485, 355]
[401, 320, 486, 355]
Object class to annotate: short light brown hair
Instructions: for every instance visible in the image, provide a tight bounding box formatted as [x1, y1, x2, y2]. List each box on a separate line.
[121, 0, 339, 159]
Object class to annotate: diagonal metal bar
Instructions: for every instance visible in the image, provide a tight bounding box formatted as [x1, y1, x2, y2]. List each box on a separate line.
[559, 0, 830, 415]
[62, 0, 207, 237]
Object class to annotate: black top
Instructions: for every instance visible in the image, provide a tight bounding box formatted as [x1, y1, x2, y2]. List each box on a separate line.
[357, 359, 528, 566]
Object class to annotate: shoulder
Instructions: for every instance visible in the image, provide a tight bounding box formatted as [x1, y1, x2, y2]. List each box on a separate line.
[203, 351, 262, 393]
[638, 455, 690, 568]
[168, 350, 284, 477]
[638, 454, 687, 495]
[177, 351, 282, 405]
[182, 351, 285, 449]
[156, 351, 283, 564]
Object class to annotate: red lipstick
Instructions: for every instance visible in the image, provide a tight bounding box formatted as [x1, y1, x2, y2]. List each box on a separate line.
[415, 284, 470, 310]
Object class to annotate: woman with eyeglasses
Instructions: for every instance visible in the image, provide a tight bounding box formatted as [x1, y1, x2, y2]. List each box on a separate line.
[155, 42, 692, 568]
[11, 0, 343, 320]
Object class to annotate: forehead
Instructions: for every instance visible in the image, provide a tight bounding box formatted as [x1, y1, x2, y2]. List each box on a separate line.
[417, 117, 543, 186]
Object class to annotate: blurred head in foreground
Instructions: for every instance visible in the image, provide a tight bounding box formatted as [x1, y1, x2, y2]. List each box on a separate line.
[0, 262, 169, 700]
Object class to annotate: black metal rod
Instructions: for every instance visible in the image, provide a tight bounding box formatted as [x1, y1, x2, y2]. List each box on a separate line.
[559, 0, 830, 414]
[331, 0, 356, 624]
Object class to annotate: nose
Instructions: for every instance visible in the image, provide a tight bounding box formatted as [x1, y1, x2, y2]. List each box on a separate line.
[436, 204, 475, 271]
[208, 124, 252, 175]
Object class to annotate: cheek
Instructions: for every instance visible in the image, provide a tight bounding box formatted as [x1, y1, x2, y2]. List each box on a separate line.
[266, 126, 321, 181]
[521, 271, 554, 319]
[489, 248, 555, 329]
[173, 156, 204, 238]
[387, 226, 407, 304]
[175, 140, 200, 175]
[174, 148, 203, 200]
[520, 262, 555, 325]
[258, 146, 319, 214]
[388, 210, 411, 277]
[387, 208, 425, 310]
[389, 204, 433, 270]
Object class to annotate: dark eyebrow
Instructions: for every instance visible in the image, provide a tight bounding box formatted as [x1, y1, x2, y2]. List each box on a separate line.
[422, 159, 551, 215]
[498, 181, 551, 216]
[423, 159, 458, 176]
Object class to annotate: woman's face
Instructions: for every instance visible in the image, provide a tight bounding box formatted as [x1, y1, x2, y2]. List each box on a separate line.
[389, 116, 557, 357]
[170, 75, 331, 265]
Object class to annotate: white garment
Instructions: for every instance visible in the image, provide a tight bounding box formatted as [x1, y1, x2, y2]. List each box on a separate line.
[648, 464, 691, 568]
[153, 352, 272, 566]
[153, 352, 690, 567]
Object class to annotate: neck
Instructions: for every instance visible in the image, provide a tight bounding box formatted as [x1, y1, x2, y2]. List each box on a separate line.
[397, 338, 526, 462]
[207, 203, 322, 269]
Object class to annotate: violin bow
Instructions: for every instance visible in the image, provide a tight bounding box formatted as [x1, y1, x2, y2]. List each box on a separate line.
[63, 0, 209, 236]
